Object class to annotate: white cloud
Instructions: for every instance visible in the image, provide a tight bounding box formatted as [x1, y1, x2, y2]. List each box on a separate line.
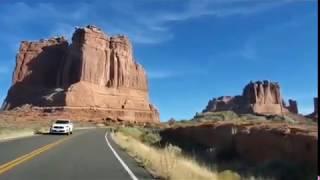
[208, 9, 315, 63]
[133, 0, 298, 31]
[0, 0, 312, 46]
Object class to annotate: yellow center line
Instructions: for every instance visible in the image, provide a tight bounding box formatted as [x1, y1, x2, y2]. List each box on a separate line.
[0, 136, 70, 175]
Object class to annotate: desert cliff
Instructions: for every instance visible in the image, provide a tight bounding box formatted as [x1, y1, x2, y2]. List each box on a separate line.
[2, 25, 159, 123]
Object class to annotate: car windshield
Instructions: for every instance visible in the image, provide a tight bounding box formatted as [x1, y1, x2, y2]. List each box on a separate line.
[55, 120, 69, 124]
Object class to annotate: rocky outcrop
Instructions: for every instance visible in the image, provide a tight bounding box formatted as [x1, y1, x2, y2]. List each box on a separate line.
[203, 81, 293, 115]
[13, 37, 68, 87]
[286, 99, 298, 114]
[61, 26, 147, 90]
[160, 122, 318, 170]
[2, 25, 159, 123]
[203, 96, 244, 113]
[306, 97, 318, 121]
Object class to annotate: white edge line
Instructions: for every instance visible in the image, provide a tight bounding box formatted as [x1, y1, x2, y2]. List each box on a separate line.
[104, 131, 139, 180]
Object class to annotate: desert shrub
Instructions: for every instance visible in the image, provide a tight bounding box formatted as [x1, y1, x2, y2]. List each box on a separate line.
[218, 170, 241, 180]
[266, 115, 297, 124]
[141, 131, 161, 145]
[240, 114, 267, 121]
[168, 118, 176, 125]
[193, 111, 239, 122]
[117, 127, 161, 145]
[33, 127, 50, 134]
[179, 119, 189, 122]
[118, 127, 144, 139]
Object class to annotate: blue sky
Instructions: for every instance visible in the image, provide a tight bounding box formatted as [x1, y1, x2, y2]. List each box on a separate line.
[0, 0, 318, 121]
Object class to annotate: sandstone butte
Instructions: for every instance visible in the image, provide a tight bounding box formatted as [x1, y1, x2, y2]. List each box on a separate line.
[1, 25, 159, 123]
[203, 80, 300, 116]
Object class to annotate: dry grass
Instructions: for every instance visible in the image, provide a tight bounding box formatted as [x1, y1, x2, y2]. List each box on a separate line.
[0, 127, 35, 141]
[112, 132, 241, 180]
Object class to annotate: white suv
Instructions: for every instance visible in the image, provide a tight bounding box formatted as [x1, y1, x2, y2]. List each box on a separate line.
[50, 119, 73, 135]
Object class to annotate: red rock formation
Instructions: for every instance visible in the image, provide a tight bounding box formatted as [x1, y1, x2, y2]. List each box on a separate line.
[2, 25, 159, 123]
[203, 81, 292, 115]
[160, 122, 318, 169]
[286, 99, 298, 114]
[306, 97, 318, 121]
[61, 26, 147, 90]
[243, 80, 288, 114]
[13, 37, 68, 87]
[203, 96, 244, 113]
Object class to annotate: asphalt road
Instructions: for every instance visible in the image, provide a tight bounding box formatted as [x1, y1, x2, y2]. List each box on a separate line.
[0, 129, 152, 180]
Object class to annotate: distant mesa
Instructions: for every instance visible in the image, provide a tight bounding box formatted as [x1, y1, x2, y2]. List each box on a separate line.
[1, 25, 159, 123]
[202, 80, 300, 116]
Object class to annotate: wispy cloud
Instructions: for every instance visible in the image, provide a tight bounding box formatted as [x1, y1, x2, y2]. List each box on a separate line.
[147, 70, 179, 79]
[206, 38, 259, 63]
[136, 0, 293, 23]
[0, 0, 305, 45]
[147, 66, 210, 79]
[110, 0, 302, 43]
[208, 10, 315, 63]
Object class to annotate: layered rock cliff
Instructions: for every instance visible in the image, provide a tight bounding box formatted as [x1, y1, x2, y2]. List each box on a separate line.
[203, 81, 296, 115]
[13, 37, 68, 87]
[60, 26, 147, 90]
[2, 25, 159, 123]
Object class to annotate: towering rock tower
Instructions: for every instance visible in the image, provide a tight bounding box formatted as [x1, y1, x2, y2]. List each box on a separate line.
[2, 25, 159, 123]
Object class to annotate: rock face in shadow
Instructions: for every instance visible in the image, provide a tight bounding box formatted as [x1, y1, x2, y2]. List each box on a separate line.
[203, 81, 296, 115]
[13, 37, 69, 87]
[2, 25, 159, 123]
[160, 122, 318, 171]
[286, 99, 298, 114]
[306, 97, 318, 121]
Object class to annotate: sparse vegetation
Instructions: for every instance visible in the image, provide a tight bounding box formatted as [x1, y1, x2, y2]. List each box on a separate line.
[117, 126, 161, 145]
[113, 127, 243, 180]
[158, 114, 317, 180]
[166, 110, 307, 127]
[0, 127, 35, 141]
[193, 111, 239, 122]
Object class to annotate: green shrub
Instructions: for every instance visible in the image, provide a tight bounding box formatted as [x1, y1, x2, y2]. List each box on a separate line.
[118, 127, 144, 139]
[193, 111, 239, 122]
[239, 114, 267, 121]
[117, 127, 161, 145]
[141, 131, 161, 145]
[218, 170, 241, 180]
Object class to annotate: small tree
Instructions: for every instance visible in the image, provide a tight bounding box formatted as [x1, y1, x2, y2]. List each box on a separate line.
[168, 118, 176, 125]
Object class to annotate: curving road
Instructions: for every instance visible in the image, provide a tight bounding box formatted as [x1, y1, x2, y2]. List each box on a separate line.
[0, 129, 152, 180]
